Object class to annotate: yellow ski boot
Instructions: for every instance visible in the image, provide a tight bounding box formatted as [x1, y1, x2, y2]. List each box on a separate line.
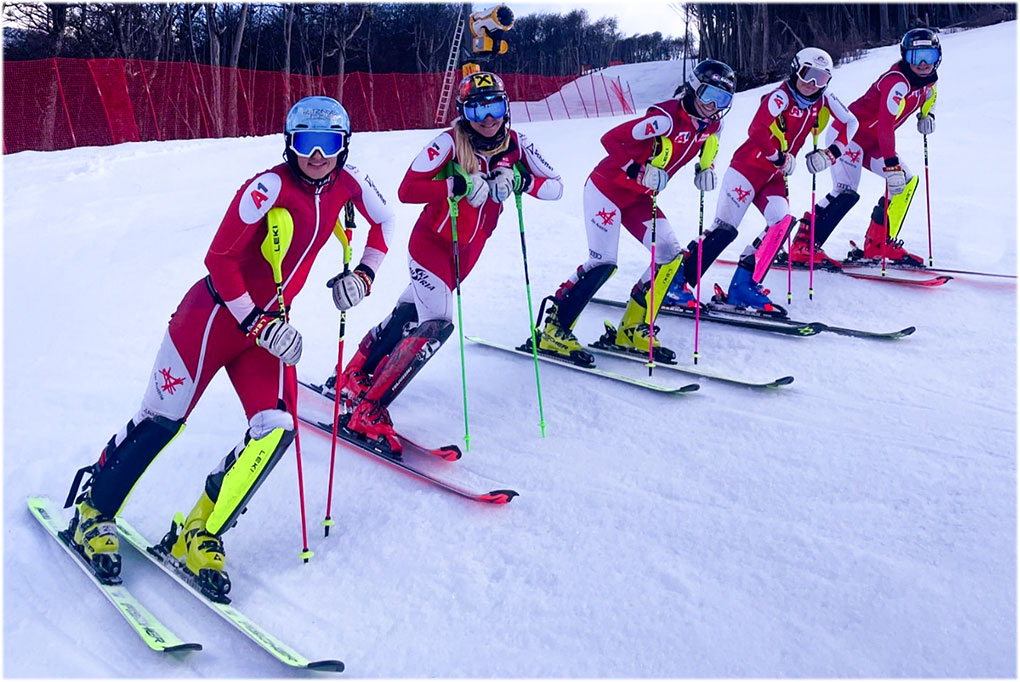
[536, 302, 594, 366]
[170, 491, 230, 600]
[613, 295, 676, 363]
[70, 493, 121, 580]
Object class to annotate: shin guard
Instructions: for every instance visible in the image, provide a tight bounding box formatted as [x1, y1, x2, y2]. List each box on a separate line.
[684, 221, 738, 288]
[553, 263, 616, 330]
[359, 302, 419, 375]
[645, 255, 684, 323]
[750, 216, 795, 283]
[363, 319, 455, 408]
[810, 190, 860, 247]
[66, 415, 184, 517]
[882, 175, 918, 240]
[204, 423, 295, 535]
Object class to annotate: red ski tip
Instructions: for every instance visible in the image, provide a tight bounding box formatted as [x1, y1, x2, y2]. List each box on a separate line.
[477, 490, 519, 504]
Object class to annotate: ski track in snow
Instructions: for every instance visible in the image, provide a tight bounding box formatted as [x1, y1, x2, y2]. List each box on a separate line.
[3, 22, 1016, 677]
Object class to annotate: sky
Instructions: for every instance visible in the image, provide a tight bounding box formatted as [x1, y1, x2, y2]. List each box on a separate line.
[476, 0, 686, 39]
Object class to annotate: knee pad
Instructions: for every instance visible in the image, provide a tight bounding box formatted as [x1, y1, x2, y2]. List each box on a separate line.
[361, 302, 418, 375]
[204, 420, 295, 535]
[364, 319, 454, 408]
[555, 262, 616, 329]
[685, 221, 737, 287]
[67, 414, 185, 516]
[812, 190, 859, 246]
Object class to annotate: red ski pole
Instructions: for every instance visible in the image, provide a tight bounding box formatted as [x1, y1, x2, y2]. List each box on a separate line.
[323, 203, 354, 537]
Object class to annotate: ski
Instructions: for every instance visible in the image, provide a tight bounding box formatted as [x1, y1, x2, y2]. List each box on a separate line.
[115, 517, 345, 672]
[27, 496, 202, 654]
[296, 414, 518, 504]
[588, 323, 795, 389]
[714, 257, 952, 287]
[466, 335, 700, 394]
[839, 258, 1016, 280]
[298, 380, 461, 461]
[591, 297, 915, 340]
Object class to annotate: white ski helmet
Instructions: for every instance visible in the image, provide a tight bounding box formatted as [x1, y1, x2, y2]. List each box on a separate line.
[789, 47, 833, 101]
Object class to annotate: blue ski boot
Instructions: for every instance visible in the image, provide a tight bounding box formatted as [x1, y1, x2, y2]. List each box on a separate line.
[663, 278, 697, 308]
[726, 266, 775, 312]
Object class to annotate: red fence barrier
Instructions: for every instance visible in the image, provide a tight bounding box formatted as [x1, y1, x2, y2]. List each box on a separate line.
[3, 57, 579, 154]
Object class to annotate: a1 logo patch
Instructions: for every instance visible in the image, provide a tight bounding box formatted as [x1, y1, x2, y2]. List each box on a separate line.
[238, 172, 282, 224]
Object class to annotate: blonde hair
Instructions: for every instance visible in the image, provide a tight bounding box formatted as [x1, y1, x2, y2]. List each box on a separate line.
[453, 121, 511, 175]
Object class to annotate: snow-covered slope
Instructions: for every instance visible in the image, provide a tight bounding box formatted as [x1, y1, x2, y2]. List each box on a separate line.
[3, 22, 1016, 677]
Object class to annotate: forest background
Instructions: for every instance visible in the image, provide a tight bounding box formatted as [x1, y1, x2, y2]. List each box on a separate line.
[4, 3, 1016, 91]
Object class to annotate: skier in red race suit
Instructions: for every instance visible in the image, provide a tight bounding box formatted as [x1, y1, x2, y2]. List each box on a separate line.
[790, 28, 941, 269]
[532, 59, 737, 365]
[692, 47, 859, 312]
[62, 96, 395, 599]
[327, 72, 563, 455]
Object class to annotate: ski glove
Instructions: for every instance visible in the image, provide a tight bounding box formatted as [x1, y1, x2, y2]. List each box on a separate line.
[451, 172, 491, 208]
[486, 167, 516, 203]
[693, 167, 716, 192]
[771, 151, 796, 176]
[627, 162, 669, 192]
[805, 145, 840, 174]
[329, 264, 374, 311]
[514, 164, 534, 194]
[883, 161, 907, 196]
[242, 309, 302, 365]
[917, 113, 935, 135]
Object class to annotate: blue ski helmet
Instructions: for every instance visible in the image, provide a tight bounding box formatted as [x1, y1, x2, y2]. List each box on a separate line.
[284, 96, 351, 183]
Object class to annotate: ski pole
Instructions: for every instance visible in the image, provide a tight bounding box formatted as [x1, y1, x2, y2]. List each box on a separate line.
[923, 133, 933, 266]
[692, 133, 718, 366]
[882, 185, 890, 277]
[512, 165, 546, 437]
[809, 120, 819, 300]
[448, 171, 472, 451]
[647, 189, 658, 376]
[323, 203, 354, 537]
[645, 136, 673, 376]
[262, 208, 313, 562]
[921, 91, 936, 266]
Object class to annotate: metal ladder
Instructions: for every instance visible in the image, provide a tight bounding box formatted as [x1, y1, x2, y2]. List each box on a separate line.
[434, 16, 466, 125]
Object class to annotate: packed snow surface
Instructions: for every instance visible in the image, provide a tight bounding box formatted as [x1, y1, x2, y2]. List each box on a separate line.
[3, 21, 1016, 677]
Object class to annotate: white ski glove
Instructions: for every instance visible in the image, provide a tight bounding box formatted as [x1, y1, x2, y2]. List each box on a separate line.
[465, 172, 490, 207]
[883, 162, 907, 196]
[632, 163, 668, 192]
[243, 310, 302, 365]
[693, 167, 716, 191]
[487, 167, 515, 203]
[771, 151, 796, 176]
[916, 113, 935, 135]
[329, 266, 374, 311]
[805, 146, 839, 174]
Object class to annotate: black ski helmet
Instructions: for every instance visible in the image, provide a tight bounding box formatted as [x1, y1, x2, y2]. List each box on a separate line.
[675, 59, 736, 121]
[455, 71, 511, 152]
[900, 28, 942, 69]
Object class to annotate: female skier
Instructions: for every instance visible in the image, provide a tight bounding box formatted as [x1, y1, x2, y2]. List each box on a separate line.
[687, 47, 859, 312]
[329, 72, 563, 455]
[63, 96, 395, 599]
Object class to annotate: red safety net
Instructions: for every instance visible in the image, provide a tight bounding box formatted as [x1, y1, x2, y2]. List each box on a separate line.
[3, 58, 580, 154]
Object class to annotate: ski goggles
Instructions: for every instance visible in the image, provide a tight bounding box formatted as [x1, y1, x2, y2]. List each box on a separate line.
[695, 83, 734, 111]
[797, 63, 831, 88]
[462, 95, 508, 123]
[289, 130, 347, 158]
[904, 47, 941, 66]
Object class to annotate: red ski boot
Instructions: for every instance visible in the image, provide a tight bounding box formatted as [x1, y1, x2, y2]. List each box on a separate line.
[789, 219, 843, 270]
[345, 399, 401, 456]
[861, 218, 924, 266]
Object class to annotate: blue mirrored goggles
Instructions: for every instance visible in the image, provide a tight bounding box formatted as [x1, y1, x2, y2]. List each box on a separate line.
[289, 130, 347, 158]
[462, 95, 508, 123]
[905, 47, 941, 66]
[695, 83, 734, 110]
